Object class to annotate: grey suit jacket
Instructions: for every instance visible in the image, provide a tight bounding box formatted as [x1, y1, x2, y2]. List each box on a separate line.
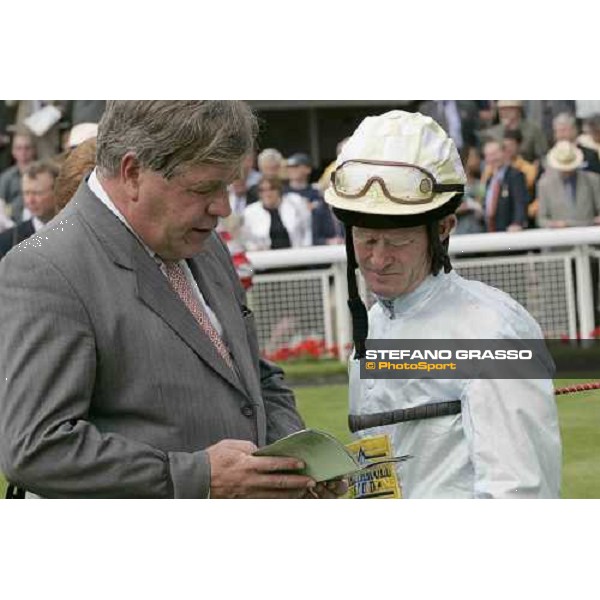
[536, 169, 600, 228]
[0, 180, 304, 498]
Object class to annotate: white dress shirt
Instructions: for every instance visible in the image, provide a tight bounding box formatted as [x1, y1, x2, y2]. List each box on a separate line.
[32, 217, 46, 233]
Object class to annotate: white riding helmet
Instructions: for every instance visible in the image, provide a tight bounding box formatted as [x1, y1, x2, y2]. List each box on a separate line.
[325, 110, 466, 226]
[328, 110, 466, 360]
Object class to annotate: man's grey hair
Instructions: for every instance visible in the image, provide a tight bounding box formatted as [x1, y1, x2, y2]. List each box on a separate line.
[96, 101, 258, 179]
[553, 112, 576, 130]
[257, 148, 283, 168]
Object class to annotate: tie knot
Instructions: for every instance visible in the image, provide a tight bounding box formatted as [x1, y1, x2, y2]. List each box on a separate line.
[161, 260, 187, 286]
[162, 259, 182, 272]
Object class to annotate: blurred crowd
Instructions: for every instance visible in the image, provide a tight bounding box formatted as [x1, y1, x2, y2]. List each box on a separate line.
[212, 100, 600, 251]
[1, 100, 600, 263]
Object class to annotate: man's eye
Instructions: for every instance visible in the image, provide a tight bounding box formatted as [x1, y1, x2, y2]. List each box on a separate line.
[191, 186, 221, 196]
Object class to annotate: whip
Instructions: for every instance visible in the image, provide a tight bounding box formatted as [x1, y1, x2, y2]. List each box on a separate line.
[349, 381, 600, 433]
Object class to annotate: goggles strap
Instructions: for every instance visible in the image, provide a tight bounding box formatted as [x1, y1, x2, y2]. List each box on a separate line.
[345, 230, 369, 360]
[433, 183, 464, 194]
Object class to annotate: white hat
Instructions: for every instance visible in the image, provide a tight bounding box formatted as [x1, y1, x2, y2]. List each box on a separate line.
[325, 110, 465, 219]
[547, 141, 584, 171]
[497, 100, 524, 109]
[67, 122, 98, 148]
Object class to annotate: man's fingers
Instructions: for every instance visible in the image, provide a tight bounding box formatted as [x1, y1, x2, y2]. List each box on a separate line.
[218, 439, 258, 453]
[206, 439, 258, 457]
[251, 488, 308, 499]
[254, 472, 315, 491]
[326, 479, 349, 496]
[251, 455, 305, 473]
[306, 479, 349, 499]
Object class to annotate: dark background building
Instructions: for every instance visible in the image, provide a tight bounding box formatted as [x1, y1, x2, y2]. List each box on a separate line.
[247, 101, 420, 177]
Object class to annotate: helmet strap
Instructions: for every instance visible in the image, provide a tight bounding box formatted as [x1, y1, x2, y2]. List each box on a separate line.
[426, 219, 453, 275]
[345, 230, 369, 360]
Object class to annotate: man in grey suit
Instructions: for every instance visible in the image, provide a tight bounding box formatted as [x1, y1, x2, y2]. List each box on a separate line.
[0, 101, 345, 499]
[537, 141, 600, 228]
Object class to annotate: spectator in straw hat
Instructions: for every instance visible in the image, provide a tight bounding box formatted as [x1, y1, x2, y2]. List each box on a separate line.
[552, 113, 600, 175]
[537, 141, 600, 228]
[484, 100, 548, 164]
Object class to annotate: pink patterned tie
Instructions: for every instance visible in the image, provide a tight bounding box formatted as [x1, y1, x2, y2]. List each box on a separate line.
[162, 261, 234, 370]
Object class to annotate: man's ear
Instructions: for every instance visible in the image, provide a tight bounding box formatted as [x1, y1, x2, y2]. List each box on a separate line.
[439, 214, 457, 242]
[120, 152, 141, 201]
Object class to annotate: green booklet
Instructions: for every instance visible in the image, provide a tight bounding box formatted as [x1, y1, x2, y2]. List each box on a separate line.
[254, 429, 411, 482]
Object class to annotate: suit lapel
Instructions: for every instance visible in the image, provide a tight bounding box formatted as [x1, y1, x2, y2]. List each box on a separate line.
[134, 253, 248, 397]
[74, 179, 249, 399]
[188, 250, 255, 398]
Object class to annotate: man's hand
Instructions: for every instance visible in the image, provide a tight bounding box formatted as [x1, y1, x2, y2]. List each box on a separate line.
[304, 478, 348, 499]
[549, 220, 568, 228]
[507, 223, 523, 232]
[206, 439, 316, 499]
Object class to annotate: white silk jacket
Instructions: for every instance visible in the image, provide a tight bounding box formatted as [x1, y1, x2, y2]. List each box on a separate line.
[349, 270, 562, 498]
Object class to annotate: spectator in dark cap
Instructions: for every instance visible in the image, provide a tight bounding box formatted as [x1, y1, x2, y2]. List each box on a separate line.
[285, 152, 343, 245]
[284, 153, 322, 204]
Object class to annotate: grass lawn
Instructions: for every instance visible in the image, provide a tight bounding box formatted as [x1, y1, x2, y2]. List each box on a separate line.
[2, 377, 598, 499]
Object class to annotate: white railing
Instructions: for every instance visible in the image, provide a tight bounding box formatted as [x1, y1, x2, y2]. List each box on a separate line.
[247, 227, 600, 361]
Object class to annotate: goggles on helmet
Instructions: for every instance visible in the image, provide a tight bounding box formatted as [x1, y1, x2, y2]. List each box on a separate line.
[330, 159, 464, 205]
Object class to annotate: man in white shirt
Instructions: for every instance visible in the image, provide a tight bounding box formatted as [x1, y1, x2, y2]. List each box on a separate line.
[0, 160, 59, 259]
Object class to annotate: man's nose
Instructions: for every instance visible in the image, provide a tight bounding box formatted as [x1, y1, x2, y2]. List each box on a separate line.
[209, 189, 232, 218]
[369, 241, 393, 270]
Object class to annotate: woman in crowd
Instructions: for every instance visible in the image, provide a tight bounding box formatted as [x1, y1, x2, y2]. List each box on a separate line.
[241, 176, 312, 251]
